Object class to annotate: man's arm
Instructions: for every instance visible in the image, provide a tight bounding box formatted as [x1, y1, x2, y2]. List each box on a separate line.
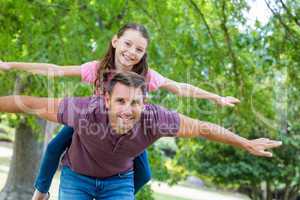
[0, 95, 61, 122]
[177, 114, 282, 157]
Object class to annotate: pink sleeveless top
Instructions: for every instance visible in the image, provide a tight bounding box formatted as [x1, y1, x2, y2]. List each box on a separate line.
[80, 61, 166, 92]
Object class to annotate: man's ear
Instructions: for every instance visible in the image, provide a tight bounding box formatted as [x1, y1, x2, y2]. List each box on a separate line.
[104, 92, 110, 109]
[111, 35, 118, 48]
[143, 96, 148, 104]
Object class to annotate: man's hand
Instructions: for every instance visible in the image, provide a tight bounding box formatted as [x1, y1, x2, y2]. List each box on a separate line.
[243, 138, 282, 157]
[215, 96, 240, 107]
[0, 61, 11, 71]
[32, 190, 49, 200]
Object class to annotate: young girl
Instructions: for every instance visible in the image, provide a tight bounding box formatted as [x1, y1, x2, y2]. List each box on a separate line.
[0, 23, 240, 200]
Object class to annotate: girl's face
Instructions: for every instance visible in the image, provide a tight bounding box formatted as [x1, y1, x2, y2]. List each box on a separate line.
[112, 29, 148, 71]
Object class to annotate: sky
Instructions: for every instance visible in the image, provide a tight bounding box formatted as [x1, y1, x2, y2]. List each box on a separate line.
[244, 0, 272, 27]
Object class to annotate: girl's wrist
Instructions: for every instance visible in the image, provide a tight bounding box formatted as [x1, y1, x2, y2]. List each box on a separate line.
[212, 95, 222, 103]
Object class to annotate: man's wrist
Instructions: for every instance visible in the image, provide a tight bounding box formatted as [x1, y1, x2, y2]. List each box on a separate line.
[239, 138, 251, 150]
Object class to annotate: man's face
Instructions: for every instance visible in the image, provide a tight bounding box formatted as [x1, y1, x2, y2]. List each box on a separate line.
[105, 82, 144, 134]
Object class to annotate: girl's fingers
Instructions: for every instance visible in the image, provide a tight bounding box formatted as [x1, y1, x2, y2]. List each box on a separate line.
[226, 97, 240, 104]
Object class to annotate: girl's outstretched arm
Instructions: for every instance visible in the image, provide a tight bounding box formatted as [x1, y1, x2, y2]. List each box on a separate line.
[160, 78, 240, 107]
[0, 61, 81, 77]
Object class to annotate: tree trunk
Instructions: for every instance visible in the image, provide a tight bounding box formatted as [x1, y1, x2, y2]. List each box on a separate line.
[0, 117, 45, 200]
[266, 181, 272, 200]
[251, 184, 262, 200]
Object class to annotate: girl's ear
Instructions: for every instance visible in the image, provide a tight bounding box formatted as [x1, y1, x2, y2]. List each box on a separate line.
[111, 35, 118, 48]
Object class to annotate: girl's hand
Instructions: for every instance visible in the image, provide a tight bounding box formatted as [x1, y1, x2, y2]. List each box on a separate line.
[215, 96, 240, 107]
[0, 61, 11, 71]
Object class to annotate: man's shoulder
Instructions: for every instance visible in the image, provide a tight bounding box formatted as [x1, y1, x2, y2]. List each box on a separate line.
[142, 103, 178, 120]
[143, 103, 162, 114]
[63, 95, 104, 104]
[61, 96, 105, 113]
[141, 103, 180, 137]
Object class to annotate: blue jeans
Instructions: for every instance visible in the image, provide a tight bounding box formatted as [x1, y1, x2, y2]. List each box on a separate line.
[59, 166, 134, 200]
[34, 126, 151, 194]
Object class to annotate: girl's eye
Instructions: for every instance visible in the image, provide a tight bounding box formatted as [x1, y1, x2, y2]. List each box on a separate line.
[125, 42, 131, 46]
[136, 48, 143, 53]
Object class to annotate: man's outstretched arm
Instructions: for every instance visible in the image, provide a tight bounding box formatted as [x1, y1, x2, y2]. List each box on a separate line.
[177, 114, 282, 157]
[0, 95, 61, 122]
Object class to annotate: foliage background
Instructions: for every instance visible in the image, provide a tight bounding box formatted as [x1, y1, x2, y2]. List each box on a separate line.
[0, 0, 299, 199]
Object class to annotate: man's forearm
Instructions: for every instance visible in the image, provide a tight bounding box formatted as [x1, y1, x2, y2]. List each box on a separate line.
[0, 96, 30, 113]
[178, 114, 249, 149]
[0, 95, 60, 122]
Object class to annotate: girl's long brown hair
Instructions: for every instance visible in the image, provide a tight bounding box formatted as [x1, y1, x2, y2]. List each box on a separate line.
[94, 23, 150, 94]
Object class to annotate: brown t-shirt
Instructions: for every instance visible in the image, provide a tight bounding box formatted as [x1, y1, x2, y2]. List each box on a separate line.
[57, 96, 180, 178]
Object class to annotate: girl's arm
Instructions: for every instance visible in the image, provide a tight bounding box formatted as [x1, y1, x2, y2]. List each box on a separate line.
[0, 61, 81, 77]
[159, 78, 240, 107]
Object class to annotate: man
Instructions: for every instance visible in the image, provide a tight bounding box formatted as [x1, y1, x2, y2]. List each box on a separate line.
[0, 72, 281, 200]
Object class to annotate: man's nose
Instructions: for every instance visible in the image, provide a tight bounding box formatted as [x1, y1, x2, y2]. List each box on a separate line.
[122, 104, 133, 115]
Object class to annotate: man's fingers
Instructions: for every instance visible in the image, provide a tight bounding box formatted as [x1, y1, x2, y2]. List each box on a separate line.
[249, 139, 282, 157]
[259, 151, 273, 157]
[264, 141, 282, 149]
[251, 149, 273, 157]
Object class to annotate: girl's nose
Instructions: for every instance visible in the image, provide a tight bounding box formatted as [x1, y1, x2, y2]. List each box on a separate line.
[128, 47, 136, 56]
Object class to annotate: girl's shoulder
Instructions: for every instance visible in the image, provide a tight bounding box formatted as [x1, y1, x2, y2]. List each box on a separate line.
[81, 60, 100, 84]
[146, 68, 167, 92]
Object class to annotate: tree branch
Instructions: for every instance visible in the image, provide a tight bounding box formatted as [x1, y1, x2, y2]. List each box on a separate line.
[187, 0, 219, 49]
[130, 0, 190, 67]
[264, 0, 300, 40]
[106, 0, 129, 29]
[219, 0, 242, 92]
[279, 0, 300, 28]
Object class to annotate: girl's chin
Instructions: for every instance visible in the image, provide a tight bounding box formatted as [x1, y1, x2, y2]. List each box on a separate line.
[120, 59, 136, 69]
[120, 62, 134, 70]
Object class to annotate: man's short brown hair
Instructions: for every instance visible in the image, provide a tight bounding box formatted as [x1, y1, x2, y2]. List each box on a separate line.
[107, 72, 147, 96]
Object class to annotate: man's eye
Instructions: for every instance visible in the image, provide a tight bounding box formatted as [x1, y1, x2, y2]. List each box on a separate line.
[117, 99, 125, 104]
[132, 101, 140, 106]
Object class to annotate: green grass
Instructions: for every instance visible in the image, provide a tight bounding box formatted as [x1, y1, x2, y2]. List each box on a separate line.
[153, 193, 191, 200]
